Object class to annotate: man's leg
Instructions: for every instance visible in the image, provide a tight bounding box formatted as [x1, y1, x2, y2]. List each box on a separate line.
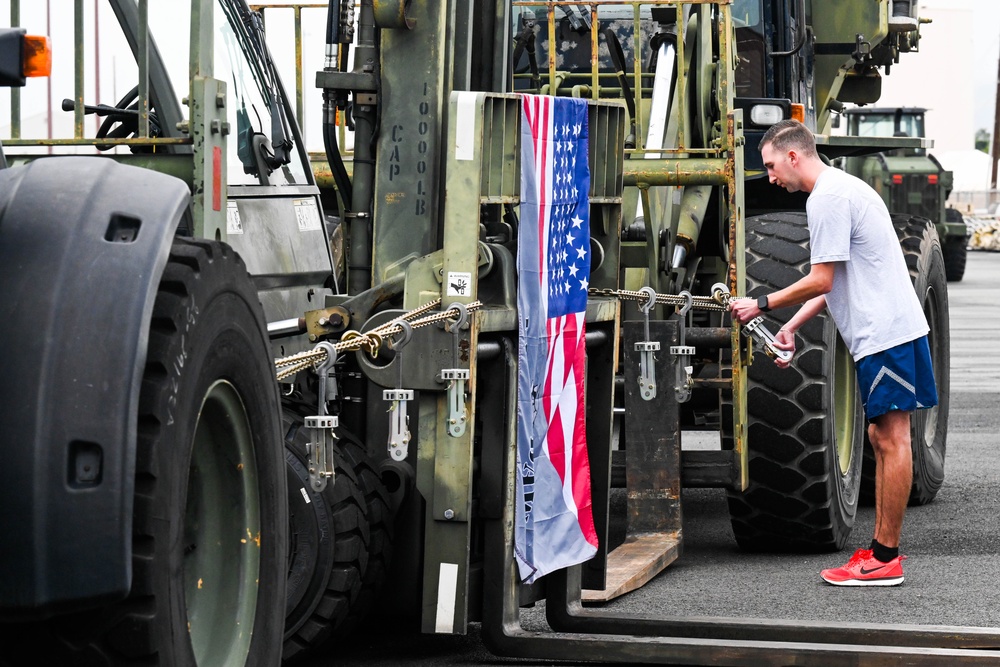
[869, 410, 913, 548]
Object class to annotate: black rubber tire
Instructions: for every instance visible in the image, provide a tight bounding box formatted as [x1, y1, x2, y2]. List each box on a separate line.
[859, 216, 950, 506]
[329, 433, 394, 640]
[281, 414, 370, 663]
[726, 212, 865, 552]
[4, 239, 288, 666]
[282, 445, 335, 660]
[942, 237, 968, 282]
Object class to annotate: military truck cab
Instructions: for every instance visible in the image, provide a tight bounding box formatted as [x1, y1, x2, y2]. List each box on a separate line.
[841, 106, 970, 281]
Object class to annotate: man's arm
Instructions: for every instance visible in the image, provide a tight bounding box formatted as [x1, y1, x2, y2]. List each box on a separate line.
[730, 262, 835, 324]
[779, 294, 828, 336]
[769, 295, 827, 368]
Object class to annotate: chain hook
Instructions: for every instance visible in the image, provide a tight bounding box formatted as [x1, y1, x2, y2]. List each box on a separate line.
[711, 282, 731, 307]
[364, 331, 383, 358]
[313, 341, 338, 373]
[677, 290, 694, 318]
[444, 302, 469, 333]
[388, 319, 413, 351]
[637, 286, 657, 314]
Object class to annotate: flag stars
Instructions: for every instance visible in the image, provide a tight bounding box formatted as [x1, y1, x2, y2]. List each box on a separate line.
[532, 103, 592, 310]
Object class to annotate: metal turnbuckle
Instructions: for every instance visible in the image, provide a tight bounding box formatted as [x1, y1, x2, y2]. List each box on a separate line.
[635, 286, 660, 401]
[742, 316, 794, 363]
[440, 302, 470, 437]
[384, 320, 415, 461]
[711, 283, 793, 364]
[305, 342, 339, 492]
[304, 414, 338, 492]
[669, 291, 696, 403]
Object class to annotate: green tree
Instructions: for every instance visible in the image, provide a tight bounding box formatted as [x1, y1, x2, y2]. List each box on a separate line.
[975, 128, 991, 153]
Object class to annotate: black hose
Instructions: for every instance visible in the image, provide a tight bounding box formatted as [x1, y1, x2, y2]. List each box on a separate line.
[323, 0, 353, 213]
[323, 118, 354, 213]
[326, 0, 341, 44]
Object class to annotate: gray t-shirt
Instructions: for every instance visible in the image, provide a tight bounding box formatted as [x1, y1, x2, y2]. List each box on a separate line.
[806, 167, 928, 360]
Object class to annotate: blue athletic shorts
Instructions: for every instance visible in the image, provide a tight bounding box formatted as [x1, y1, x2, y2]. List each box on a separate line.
[855, 336, 938, 422]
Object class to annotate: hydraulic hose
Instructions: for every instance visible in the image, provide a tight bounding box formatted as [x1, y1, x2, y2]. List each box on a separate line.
[344, 0, 378, 294]
[323, 0, 354, 213]
[323, 114, 354, 213]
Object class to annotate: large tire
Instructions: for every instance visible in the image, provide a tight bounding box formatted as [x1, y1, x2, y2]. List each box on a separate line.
[281, 414, 369, 662]
[942, 237, 968, 283]
[942, 208, 968, 282]
[5, 239, 288, 665]
[726, 213, 865, 552]
[859, 216, 949, 506]
[329, 433, 394, 639]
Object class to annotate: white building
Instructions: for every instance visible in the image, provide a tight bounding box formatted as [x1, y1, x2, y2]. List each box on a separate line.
[876, 1, 996, 196]
[878, 3, 976, 153]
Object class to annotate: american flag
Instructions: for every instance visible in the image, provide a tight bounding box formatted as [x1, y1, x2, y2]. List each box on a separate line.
[515, 94, 598, 584]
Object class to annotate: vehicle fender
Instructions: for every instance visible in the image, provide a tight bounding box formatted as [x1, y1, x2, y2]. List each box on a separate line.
[0, 157, 190, 618]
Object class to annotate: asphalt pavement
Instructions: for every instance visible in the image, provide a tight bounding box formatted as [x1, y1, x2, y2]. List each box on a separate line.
[305, 250, 1000, 666]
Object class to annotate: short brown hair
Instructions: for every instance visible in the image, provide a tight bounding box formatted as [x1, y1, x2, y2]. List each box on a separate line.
[760, 119, 817, 158]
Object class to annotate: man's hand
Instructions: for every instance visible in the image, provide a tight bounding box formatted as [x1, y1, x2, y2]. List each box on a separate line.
[772, 328, 796, 368]
[729, 297, 761, 325]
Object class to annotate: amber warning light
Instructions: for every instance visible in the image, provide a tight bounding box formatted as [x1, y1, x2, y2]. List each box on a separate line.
[0, 29, 51, 86]
[23, 35, 52, 78]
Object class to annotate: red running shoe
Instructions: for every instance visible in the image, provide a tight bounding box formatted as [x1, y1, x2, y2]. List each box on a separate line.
[821, 548, 906, 587]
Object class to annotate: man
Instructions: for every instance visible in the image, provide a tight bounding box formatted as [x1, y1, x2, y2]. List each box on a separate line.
[729, 119, 937, 587]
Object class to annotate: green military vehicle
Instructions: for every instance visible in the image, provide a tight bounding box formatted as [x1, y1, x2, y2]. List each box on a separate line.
[0, 0, 978, 665]
[841, 106, 970, 281]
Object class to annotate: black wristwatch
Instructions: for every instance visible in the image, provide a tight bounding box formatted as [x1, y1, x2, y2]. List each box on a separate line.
[757, 295, 771, 312]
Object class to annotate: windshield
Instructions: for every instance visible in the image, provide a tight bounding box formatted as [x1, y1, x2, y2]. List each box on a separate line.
[215, 2, 308, 186]
[850, 112, 926, 139]
[142, 0, 308, 185]
[732, 0, 762, 31]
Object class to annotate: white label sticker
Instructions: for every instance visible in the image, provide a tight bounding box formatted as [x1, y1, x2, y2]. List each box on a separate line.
[445, 271, 472, 297]
[227, 200, 243, 235]
[294, 199, 323, 232]
[299, 487, 311, 504]
[435, 562, 459, 633]
[455, 92, 478, 161]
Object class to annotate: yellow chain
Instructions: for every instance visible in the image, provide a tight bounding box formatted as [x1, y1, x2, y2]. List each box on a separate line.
[274, 300, 482, 381]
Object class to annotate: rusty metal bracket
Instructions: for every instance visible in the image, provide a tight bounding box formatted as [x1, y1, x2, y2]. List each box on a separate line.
[373, 0, 416, 29]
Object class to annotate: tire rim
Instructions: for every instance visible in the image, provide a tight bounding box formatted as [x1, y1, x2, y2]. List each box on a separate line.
[184, 380, 260, 666]
[918, 285, 941, 446]
[834, 334, 858, 476]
